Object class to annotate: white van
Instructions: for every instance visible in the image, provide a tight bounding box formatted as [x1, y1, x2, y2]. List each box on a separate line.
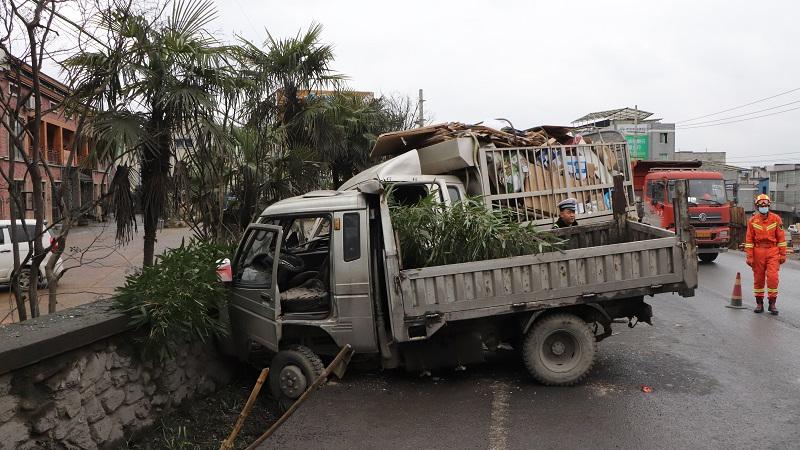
[0, 220, 64, 289]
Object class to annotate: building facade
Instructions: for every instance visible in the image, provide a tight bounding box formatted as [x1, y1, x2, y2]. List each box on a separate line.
[767, 164, 800, 226]
[0, 53, 109, 225]
[674, 151, 727, 164]
[572, 107, 676, 161]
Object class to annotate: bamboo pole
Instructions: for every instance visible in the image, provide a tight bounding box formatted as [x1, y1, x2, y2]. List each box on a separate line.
[219, 367, 270, 450]
[245, 345, 354, 450]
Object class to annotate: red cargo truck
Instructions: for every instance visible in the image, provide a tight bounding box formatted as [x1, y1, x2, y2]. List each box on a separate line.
[633, 160, 731, 263]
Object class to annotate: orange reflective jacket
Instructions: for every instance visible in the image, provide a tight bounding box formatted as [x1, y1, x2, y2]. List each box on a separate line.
[744, 212, 787, 258]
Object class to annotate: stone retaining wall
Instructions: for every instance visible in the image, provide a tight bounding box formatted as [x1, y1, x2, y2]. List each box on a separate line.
[0, 302, 234, 449]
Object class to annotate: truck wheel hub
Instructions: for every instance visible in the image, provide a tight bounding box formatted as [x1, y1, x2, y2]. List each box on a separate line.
[279, 365, 307, 398]
[540, 330, 580, 373]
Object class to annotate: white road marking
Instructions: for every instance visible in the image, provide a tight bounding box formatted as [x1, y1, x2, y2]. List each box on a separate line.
[488, 380, 511, 450]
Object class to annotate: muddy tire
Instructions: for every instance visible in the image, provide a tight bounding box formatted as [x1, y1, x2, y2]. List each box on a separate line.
[268, 345, 324, 412]
[699, 253, 718, 263]
[522, 313, 596, 386]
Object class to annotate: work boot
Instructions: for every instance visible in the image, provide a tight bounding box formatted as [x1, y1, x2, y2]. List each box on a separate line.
[754, 299, 764, 314]
[768, 300, 779, 316]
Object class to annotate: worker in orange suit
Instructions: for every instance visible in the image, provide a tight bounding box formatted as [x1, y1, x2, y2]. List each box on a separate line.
[744, 194, 787, 315]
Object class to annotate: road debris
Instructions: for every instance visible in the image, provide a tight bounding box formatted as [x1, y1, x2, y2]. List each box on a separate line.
[219, 367, 269, 450]
[245, 345, 355, 449]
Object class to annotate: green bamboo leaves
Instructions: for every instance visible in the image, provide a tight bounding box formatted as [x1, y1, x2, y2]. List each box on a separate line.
[389, 193, 565, 269]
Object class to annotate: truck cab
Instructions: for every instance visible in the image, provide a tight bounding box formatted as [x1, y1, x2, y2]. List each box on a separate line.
[641, 170, 730, 262]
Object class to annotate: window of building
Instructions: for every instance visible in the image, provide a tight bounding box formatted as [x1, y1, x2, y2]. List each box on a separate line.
[659, 133, 669, 144]
[11, 180, 33, 211]
[7, 115, 25, 161]
[776, 191, 785, 203]
[659, 153, 669, 160]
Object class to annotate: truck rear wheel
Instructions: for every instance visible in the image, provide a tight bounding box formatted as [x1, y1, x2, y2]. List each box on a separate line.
[699, 253, 718, 263]
[268, 345, 324, 411]
[522, 314, 596, 386]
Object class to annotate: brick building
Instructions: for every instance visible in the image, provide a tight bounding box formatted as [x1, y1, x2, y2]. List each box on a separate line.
[0, 53, 109, 224]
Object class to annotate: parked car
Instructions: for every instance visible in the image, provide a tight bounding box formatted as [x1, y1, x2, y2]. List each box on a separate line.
[0, 220, 64, 289]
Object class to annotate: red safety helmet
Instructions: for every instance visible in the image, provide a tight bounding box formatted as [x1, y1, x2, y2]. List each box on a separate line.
[755, 194, 771, 207]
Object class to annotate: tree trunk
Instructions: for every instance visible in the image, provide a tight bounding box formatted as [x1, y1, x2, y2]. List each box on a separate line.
[141, 107, 172, 267]
[8, 180, 26, 322]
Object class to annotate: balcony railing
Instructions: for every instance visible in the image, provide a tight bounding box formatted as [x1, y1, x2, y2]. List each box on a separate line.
[46, 148, 62, 165]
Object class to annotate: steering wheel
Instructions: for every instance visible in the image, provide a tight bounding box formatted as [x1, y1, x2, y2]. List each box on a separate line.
[255, 252, 305, 274]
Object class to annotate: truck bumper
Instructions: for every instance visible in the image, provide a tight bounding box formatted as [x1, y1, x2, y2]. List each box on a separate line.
[697, 246, 728, 254]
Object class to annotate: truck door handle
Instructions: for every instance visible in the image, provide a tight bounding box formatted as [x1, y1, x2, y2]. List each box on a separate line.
[260, 292, 271, 301]
[0, 250, 10, 253]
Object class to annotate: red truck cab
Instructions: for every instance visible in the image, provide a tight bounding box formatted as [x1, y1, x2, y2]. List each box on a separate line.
[634, 162, 730, 263]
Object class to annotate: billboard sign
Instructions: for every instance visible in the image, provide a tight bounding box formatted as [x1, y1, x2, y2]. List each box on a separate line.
[624, 134, 649, 160]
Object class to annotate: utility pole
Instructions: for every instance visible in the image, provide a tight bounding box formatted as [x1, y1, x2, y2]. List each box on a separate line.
[417, 89, 425, 128]
[634, 104, 640, 159]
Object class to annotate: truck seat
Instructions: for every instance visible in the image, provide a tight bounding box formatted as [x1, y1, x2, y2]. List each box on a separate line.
[280, 257, 330, 313]
[280, 278, 330, 313]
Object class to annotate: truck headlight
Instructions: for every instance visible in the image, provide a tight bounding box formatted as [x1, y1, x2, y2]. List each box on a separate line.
[719, 230, 729, 239]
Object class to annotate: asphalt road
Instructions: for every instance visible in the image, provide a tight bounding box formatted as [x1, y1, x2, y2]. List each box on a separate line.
[265, 251, 800, 449]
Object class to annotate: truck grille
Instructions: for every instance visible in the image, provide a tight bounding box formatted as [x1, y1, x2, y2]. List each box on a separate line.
[690, 213, 722, 223]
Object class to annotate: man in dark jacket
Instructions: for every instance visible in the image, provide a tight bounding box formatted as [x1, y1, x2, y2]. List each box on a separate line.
[553, 198, 579, 228]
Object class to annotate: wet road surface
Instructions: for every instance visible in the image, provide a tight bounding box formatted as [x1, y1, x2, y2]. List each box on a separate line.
[265, 251, 800, 449]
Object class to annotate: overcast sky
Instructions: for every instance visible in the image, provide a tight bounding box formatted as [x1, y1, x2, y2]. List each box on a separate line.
[208, 0, 800, 166]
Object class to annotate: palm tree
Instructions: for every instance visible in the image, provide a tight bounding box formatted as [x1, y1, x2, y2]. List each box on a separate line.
[304, 92, 383, 187]
[65, 0, 232, 266]
[237, 23, 343, 141]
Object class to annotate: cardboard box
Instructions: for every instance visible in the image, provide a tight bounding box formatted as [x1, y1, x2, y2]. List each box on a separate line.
[524, 163, 561, 216]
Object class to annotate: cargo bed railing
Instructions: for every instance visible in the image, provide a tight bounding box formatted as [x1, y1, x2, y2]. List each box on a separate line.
[477, 142, 635, 227]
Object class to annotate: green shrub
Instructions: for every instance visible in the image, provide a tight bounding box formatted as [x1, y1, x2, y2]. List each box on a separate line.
[389, 193, 564, 269]
[113, 239, 233, 361]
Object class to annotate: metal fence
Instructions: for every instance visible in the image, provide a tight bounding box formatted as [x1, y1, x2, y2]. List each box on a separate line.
[477, 142, 634, 227]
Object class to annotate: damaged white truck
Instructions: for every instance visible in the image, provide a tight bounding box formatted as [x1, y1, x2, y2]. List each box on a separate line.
[218, 125, 698, 407]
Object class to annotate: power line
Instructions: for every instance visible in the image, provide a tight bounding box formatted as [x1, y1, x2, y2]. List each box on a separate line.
[677, 86, 800, 124]
[675, 99, 800, 127]
[725, 153, 800, 162]
[727, 151, 800, 160]
[677, 105, 800, 129]
[724, 159, 800, 164]
[727, 159, 800, 165]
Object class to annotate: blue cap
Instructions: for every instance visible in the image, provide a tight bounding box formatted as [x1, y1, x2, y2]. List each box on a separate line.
[558, 198, 578, 211]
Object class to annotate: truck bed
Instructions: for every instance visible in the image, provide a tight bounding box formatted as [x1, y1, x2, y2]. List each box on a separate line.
[395, 221, 696, 338]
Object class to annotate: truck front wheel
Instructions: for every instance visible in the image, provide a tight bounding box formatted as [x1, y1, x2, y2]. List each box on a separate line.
[522, 314, 596, 386]
[699, 253, 718, 263]
[268, 345, 324, 411]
